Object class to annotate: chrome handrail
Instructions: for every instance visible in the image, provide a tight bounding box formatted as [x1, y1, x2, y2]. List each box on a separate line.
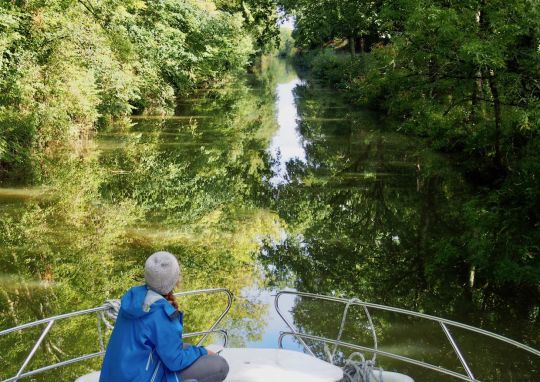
[278, 332, 478, 382]
[180, 289, 233, 346]
[1, 288, 233, 382]
[184, 329, 228, 347]
[3, 352, 106, 382]
[274, 290, 540, 381]
[274, 291, 378, 363]
[2, 330, 229, 382]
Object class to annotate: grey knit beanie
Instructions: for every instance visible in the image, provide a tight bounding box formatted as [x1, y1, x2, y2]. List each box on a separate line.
[144, 251, 180, 295]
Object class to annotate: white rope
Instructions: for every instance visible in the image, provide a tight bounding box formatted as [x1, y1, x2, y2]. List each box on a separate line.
[329, 298, 383, 381]
[96, 299, 121, 351]
[331, 298, 361, 363]
[101, 299, 121, 330]
[341, 352, 384, 382]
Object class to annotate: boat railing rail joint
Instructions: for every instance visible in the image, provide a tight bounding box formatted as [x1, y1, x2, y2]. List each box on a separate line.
[0, 288, 233, 382]
[274, 290, 540, 382]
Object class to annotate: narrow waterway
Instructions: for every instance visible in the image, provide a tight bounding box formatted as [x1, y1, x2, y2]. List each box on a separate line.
[0, 58, 538, 381]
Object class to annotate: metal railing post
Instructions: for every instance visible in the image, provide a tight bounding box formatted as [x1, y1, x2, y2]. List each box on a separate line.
[96, 312, 105, 352]
[274, 291, 315, 356]
[14, 320, 55, 381]
[2, 288, 234, 382]
[273, 290, 540, 382]
[272, 290, 540, 357]
[440, 322, 475, 380]
[279, 331, 479, 382]
[174, 288, 232, 346]
[184, 330, 228, 347]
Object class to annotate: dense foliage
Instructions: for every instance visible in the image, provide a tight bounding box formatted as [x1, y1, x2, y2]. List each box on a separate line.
[0, 0, 278, 180]
[282, 0, 540, 295]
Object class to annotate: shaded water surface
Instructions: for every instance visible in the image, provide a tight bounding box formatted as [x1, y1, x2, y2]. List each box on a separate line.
[0, 59, 538, 381]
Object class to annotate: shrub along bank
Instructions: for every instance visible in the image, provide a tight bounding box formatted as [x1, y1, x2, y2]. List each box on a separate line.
[0, 0, 278, 180]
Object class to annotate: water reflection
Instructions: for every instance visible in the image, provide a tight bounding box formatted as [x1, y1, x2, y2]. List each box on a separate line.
[0, 58, 538, 382]
[268, 74, 306, 185]
[259, 72, 539, 380]
[0, 70, 281, 381]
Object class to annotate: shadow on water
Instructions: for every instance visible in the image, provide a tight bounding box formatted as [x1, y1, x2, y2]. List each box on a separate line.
[0, 58, 538, 381]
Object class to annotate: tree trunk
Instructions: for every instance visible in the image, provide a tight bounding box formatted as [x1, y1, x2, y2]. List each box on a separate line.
[471, 76, 478, 123]
[358, 36, 366, 70]
[487, 70, 502, 168]
[470, 10, 481, 124]
[359, 37, 365, 54]
[348, 36, 356, 57]
[472, 7, 487, 122]
[469, 265, 476, 288]
[470, 70, 483, 124]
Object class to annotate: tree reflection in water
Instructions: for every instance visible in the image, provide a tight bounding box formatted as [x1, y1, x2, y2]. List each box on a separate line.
[259, 82, 539, 381]
[0, 71, 281, 381]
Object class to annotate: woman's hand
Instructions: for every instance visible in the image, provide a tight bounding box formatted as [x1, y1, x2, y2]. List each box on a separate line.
[204, 344, 223, 355]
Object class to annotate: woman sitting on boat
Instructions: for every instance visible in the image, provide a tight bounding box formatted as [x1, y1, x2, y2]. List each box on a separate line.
[99, 251, 229, 382]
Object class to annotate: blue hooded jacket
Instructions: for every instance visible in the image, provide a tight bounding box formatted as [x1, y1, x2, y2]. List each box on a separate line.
[99, 285, 208, 382]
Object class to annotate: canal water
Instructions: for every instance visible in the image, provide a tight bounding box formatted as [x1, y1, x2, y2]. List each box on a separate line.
[0, 58, 538, 381]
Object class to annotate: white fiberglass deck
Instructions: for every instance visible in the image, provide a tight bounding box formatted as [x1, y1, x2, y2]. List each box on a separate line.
[222, 348, 343, 382]
[75, 348, 344, 382]
[75, 348, 417, 382]
[221, 348, 413, 382]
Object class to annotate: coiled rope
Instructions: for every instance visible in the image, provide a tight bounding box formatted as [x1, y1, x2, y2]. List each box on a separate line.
[332, 298, 382, 382]
[101, 300, 121, 329]
[331, 298, 360, 362]
[341, 352, 384, 382]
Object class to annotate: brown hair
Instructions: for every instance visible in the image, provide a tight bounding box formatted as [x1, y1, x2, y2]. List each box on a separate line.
[163, 292, 178, 311]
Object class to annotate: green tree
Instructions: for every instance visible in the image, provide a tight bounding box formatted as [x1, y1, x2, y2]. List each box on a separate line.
[0, 0, 267, 179]
[281, 0, 379, 55]
[214, 0, 280, 54]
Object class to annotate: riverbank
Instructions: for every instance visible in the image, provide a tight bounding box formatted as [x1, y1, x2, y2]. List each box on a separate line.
[280, 0, 539, 302]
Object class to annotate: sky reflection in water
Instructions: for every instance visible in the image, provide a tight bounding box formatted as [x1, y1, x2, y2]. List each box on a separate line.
[269, 77, 306, 185]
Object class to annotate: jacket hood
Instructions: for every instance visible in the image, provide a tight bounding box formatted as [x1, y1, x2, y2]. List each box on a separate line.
[120, 285, 178, 320]
[120, 285, 149, 319]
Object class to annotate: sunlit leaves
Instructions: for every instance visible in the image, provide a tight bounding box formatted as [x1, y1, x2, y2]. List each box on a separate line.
[0, 0, 265, 177]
